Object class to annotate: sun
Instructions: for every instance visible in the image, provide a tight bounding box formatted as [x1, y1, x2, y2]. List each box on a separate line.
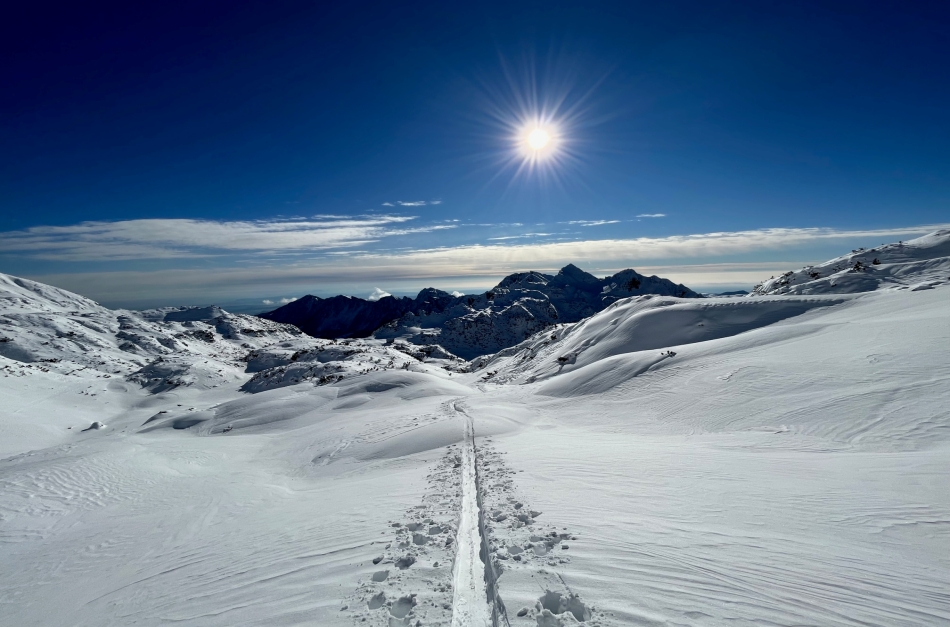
[527, 128, 550, 151]
[474, 54, 607, 183]
[520, 125, 557, 159]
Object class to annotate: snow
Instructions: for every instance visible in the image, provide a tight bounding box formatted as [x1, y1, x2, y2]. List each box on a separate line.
[752, 228, 950, 296]
[367, 288, 393, 302]
[451, 406, 493, 627]
[1, 230, 949, 626]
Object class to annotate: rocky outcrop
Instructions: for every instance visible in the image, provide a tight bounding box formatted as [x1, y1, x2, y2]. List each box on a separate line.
[258, 288, 455, 338]
[376, 264, 700, 359]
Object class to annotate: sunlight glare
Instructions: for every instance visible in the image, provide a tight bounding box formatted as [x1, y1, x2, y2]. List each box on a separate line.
[519, 123, 558, 161]
[528, 128, 550, 151]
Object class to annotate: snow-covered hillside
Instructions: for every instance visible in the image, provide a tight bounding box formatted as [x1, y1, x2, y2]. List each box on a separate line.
[470, 293, 849, 390]
[0, 274, 455, 454]
[1, 231, 949, 627]
[752, 228, 950, 295]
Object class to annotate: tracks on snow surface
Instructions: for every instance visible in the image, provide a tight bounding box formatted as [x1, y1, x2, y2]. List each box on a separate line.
[450, 401, 507, 627]
[344, 398, 598, 626]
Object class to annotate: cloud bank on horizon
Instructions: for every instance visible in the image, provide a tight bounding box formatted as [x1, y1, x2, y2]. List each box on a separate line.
[2, 215, 946, 308]
[0, 215, 457, 261]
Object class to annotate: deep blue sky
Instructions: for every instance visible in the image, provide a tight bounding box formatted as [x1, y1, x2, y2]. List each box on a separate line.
[1, 1, 948, 307]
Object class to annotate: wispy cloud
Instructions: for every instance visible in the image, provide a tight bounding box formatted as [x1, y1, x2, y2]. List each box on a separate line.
[0, 216, 456, 261]
[636, 213, 666, 218]
[262, 296, 296, 306]
[561, 220, 621, 226]
[487, 232, 553, 241]
[382, 200, 443, 207]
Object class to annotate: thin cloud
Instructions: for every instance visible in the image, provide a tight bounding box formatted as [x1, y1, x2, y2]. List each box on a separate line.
[561, 220, 621, 226]
[487, 233, 553, 241]
[397, 200, 427, 206]
[636, 213, 666, 218]
[263, 296, 296, 305]
[0, 216, 456, 261]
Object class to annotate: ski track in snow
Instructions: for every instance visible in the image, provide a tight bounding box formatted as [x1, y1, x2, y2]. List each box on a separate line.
[450, 401, 493, 627]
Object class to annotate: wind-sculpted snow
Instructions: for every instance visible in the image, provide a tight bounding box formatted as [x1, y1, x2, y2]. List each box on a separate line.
[752, 228, 950, 295]
[2, 233, 950, 627]
[0, 273, 105, 313]
[472, 294, 847, 390]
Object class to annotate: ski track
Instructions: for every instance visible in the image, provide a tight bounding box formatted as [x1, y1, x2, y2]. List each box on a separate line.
[450, 401, 494, 627]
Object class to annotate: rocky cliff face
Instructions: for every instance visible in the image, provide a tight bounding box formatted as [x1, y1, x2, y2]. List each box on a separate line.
[258, 288, 455, 338]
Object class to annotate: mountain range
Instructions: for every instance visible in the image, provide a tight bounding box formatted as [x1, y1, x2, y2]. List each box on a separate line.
[260, 264, 700, 359]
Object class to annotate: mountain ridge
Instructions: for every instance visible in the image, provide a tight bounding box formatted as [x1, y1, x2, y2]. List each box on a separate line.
[258, 264, 701, 358]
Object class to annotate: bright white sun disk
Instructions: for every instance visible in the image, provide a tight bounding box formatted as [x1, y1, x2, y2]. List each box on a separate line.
[528, 128, 550, 150]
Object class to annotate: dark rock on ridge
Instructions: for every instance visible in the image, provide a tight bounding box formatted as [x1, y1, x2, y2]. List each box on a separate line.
[258, 288, 454, 339]
[260, 264, 700, 358]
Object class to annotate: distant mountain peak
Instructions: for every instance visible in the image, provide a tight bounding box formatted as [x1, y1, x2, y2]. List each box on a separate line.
[555, 263, 599, 284]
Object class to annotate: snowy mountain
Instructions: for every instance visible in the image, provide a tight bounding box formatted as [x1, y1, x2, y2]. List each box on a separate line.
[0, 273, 449, 404]
[0, 273, 304, 386]
[260, 264, 699, 359]
[2, 230, 949, 627]
[373, 264, 700, 359]
[751, 228, 950, 295]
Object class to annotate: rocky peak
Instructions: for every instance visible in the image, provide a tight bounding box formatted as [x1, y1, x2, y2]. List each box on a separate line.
[554, 264, 600, 284]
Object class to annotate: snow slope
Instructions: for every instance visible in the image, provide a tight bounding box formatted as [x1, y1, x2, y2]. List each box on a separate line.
[470, 293, 848, 390]
[752, 228, 950, 295]
[1, 231, 949, 627]
[0, 273, 456, 457]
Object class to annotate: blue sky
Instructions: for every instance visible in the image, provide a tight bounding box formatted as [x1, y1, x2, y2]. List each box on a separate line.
[2, 1, 948, 309]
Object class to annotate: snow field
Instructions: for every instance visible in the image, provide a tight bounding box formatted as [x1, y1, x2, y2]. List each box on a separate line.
[2, 230, 949, 626]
